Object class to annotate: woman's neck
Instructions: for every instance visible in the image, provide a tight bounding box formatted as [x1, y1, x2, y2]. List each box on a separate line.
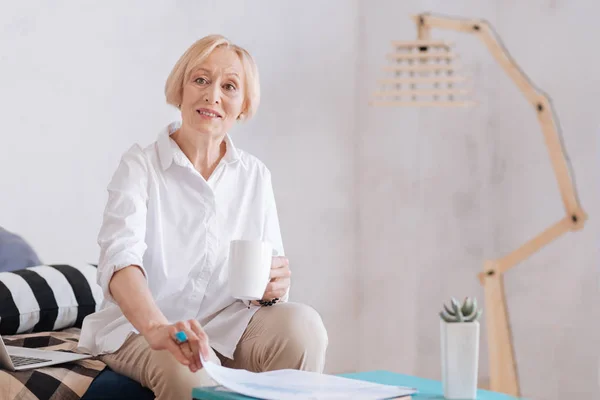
[171, 125, 226, 180]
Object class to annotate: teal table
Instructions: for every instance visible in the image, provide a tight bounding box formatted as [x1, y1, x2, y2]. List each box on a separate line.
[192, 369, 524, 399]
[340, 370, 524, 399]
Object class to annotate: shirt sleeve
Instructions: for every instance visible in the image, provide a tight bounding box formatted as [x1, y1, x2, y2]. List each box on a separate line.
[96, 145, 149, 304]
[262, 168, 289, 302]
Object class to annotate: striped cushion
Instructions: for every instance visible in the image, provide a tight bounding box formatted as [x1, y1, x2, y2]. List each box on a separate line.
[0, 263, 104, 335]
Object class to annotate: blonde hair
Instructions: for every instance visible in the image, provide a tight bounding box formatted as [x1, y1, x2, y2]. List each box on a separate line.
[165, 35, 260, 121]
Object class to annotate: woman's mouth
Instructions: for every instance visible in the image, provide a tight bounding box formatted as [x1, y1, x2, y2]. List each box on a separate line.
[196, 108, 222, 118]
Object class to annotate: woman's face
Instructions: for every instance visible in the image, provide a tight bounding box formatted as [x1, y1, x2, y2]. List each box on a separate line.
[180, 47, 245, 137]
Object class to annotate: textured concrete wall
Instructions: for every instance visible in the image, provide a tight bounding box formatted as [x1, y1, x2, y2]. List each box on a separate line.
[356, 1, 599, 398]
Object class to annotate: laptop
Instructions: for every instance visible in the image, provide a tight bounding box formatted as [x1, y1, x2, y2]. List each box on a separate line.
[0, 334, 92, 371]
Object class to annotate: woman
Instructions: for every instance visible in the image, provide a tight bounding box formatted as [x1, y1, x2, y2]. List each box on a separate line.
[78, 35, 328, 399]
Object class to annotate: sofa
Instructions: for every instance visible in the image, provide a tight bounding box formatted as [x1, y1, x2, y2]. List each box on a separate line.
[0, 226, 154, 400]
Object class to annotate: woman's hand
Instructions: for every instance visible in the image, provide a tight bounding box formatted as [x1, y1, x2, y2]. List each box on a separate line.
[252, 256, 291, 305]
[143, 319, 210, 373]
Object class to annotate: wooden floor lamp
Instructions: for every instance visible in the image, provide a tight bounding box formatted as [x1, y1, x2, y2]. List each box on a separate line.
[370, 12, 588, 396]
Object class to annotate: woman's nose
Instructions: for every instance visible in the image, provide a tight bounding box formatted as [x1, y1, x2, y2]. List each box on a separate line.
[204, 84, 220, 104]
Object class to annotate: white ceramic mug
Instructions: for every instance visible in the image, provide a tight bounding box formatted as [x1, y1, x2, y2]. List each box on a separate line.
[227, 240, 273, 301]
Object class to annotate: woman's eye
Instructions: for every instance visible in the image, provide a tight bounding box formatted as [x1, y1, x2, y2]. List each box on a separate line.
[194, 77, 208, 84]
[224, 83, 237, 91]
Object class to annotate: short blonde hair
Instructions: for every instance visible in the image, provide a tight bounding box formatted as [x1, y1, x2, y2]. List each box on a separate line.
[165, 34, 260, 121]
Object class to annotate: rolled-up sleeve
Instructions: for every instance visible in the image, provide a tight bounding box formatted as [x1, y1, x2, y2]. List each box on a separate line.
[262, 169, 288, 302]
[97, 145, 149, 304]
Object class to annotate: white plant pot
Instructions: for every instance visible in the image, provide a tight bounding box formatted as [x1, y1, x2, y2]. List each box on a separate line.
[440, 320, 480, 399]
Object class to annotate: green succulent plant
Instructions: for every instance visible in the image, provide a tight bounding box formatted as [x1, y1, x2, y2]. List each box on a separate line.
[440, 297, 482, 323]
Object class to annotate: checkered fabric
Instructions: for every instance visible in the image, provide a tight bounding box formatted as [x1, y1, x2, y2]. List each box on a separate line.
[0, 328, 105, 400]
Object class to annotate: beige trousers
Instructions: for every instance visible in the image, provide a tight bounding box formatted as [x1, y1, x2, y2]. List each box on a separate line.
[100, 302, 328, 400]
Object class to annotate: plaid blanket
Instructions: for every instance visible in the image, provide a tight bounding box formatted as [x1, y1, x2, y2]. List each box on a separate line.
[0, 328, 106, 400]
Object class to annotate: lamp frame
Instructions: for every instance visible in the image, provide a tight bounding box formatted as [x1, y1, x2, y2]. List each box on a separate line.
[398, 12, 588, 396]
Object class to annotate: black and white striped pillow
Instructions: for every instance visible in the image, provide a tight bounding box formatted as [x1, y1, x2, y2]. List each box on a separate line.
[0, 263, 104, 335]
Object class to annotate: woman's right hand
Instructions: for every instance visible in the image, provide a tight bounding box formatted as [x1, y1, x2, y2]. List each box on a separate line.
[143, 319, 211, 373]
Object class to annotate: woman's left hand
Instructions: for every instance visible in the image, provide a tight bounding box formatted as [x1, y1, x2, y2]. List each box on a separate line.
[253, 256, 291, 305]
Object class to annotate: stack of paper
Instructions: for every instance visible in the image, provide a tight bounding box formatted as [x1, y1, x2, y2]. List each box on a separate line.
[200, 356, 417, 400]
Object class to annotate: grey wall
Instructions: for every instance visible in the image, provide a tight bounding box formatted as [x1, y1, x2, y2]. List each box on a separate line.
[357, 1, 599, 399]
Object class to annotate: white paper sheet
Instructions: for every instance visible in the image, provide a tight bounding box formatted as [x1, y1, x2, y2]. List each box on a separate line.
[201, 356, 416, 400]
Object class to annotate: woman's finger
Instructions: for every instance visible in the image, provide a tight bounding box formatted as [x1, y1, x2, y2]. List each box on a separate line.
[165, 337, 190, 367]
[181, 342, 197, 372]
[174, 321, 198, 370]
[263, 289, 287, 300]
[269, 266, 291, 280]
[180, 320, 203, 370]
[271, 256, 289, 269]
[265, 278, 289, 293]
[182, 336, 200, 371]
[263, 279, 289, 300]
[189, 320, 210, 363]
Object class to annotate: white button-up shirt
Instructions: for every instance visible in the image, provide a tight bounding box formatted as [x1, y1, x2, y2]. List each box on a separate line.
[78, 121, 285, 359]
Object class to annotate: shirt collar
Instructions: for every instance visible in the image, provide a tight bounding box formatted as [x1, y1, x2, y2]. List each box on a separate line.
[157, 121, 247, 171]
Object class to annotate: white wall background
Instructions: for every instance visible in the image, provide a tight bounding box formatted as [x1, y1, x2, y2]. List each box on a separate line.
[0, 0, 359, 374]
[0, 1, 598, 399]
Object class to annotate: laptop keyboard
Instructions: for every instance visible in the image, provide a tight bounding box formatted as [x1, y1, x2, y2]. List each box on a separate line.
[10, 355, 51, 367]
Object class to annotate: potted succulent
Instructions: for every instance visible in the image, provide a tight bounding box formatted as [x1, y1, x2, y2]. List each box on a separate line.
[439, 297, 482, 400]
